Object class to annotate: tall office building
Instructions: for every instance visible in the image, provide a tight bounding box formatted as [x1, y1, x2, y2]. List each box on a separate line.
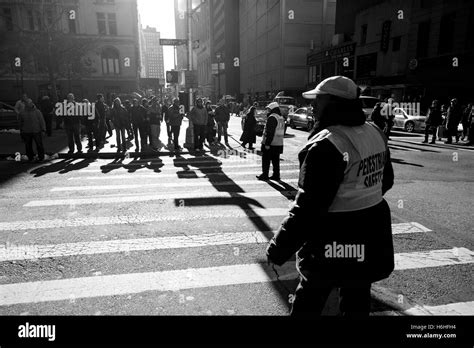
[239, 0, 336, 101]
[140, 26, 165, 79]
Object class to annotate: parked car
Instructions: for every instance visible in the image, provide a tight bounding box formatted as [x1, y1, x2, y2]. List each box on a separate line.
[0, 102, 18, 129]
[392, 107, 427, 132]
[288, 107, 315, 131]
[360, 96, 380, 120]
[274, 95, 296, 126]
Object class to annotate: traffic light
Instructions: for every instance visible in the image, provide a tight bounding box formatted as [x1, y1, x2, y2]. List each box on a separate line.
[166, 71, 179, 84]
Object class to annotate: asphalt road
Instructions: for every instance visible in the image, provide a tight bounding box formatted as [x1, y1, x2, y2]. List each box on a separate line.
[0, 116, 472, 316]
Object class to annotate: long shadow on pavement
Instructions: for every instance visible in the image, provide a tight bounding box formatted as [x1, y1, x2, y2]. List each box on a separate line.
[170, 152, 298, 312]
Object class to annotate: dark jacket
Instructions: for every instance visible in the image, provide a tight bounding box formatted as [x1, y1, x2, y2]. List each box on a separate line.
[131, 105, 147, 126]
[110, 106, 129, 129]
[215, 105, 230, 123]
[240, 109, 257, 144]
[370, 106, 386, 130]
[148, 103, 162, 125]
[166, 104, 183, 127]
[38, 98, 54, 115]
[19, 105, 46, 133]
[95, 101, 108, 123]
[61, 101, 82, 128]
[446, 104, 463, 130]
[189, 106, 208, 126]
[425, 106, 442, 127]
[267, 99, 395, 284]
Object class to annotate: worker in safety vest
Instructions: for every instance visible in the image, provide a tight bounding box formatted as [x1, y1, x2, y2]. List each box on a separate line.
[266, 76, 395, 316]
[256, 102, 285, 181]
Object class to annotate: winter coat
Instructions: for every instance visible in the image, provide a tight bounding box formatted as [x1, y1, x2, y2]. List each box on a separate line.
[95, 101, 108, 123]
[19, 106, 46, 133]
[425, 106, 442, 127]
[189, 106, 208, 126]
[240, 110, 257, 144]
[166, 105, 183, 127]
[148, 103, 162, 125]
[215, 105, 230, 123]
[267, 106, 395, 284]
[370, 107, 386, 131]
[110, 106, 129, 129]
[446, 104, 463, 130]
[131, 105, 147, 126]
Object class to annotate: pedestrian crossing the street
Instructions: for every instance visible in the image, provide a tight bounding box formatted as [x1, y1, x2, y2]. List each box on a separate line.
[0, 154, 473, 316]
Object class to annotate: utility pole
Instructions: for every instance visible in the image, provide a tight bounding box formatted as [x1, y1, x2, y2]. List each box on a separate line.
[187, 0, 193, 109]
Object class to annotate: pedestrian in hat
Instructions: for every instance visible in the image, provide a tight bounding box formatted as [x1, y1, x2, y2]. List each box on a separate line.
[256, 101, 285, 181]
[240, 106, 257, 150]
[267, 76, 395, 316]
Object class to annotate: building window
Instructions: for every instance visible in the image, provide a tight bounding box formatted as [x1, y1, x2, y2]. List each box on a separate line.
[3, 8, 13, 31]
[392, 36, 401, 51]
[101, 47, 120, 75]
[97, 12, 106, 34]
[438, 13, 455, 54]
[360, 24, 368, 45]
[107, 13, 117, 35]
[417, 21, 430, 58]
[27, 10, 34, 30]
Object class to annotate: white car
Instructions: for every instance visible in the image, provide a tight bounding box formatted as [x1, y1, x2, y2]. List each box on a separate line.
[392, 107, 427, 133]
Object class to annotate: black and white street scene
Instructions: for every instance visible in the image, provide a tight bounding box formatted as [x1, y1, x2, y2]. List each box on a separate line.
[0, 0, 473, 324]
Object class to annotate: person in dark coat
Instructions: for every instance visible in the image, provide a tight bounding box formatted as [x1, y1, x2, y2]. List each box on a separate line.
[461, 103, 472, 141]
[370, 102, 386, 132]
[267, 76, 395, 316]
[215, 102, 230, 146]
[422, 100, 442, 144]
[130, 98, 147, 152]
[445, 98, 462, 144]
[82, 99, 97, 152]
[205, 101, 217, 146]
[19, 98, 46, 162]
[110, 97, 129, 152]
[166, 98, 184, 150]
[240, 106, 257, 150]
[95, 94, 108, 148]
[38, 96, 54, 136]
[62, 93, 83, 154]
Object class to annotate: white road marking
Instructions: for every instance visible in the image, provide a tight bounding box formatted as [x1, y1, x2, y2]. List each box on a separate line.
[0, 247, 472, 306]
[0, 222, 434, 261]
[50, 179, 299, 192]
[67, 169, 300, 181]
[392, 222, 432, 234]
[24, 189, 297, 207]
[395, 248, 473, 270]
[388, 144, 420, 152]
[405, 301, 474, 315]
[0, 231, 270, 261]
[0, 263, 294, 306]
[0, 208, 290, 231]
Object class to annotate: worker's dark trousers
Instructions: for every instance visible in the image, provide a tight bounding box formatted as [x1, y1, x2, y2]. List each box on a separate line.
[261, 146, 280, 178]
[290, 277, 372, 316]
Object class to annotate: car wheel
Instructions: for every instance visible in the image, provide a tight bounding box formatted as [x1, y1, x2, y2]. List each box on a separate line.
[405, 121, 415, 133]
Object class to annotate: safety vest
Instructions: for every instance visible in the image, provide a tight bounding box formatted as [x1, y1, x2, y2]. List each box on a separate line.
[262, 113, 285, 146]
[308, 123, 388, 212]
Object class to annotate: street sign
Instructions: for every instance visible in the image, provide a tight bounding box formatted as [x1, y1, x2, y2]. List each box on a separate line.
[159, 39, 187, 46]
[185, 70, 198, 89]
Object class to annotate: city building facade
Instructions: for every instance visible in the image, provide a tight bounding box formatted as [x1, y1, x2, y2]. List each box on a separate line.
[0, 0, 141, 103]
[140, 26, 165, 80]
[240, 0, 336, 103]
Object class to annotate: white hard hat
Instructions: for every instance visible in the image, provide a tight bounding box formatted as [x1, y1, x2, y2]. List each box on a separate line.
[266, 102, 279, 110]
[303, 76, 358, 100]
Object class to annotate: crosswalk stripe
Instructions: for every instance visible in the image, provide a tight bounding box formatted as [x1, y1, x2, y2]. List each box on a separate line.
[404, 301, 474, 315]
[0, 231, 270, 262]
[389, 144, 420, 152]
[0, 222, 434, 261]
[0, 208, 289, 231]
[67, 169, 300, 181]
[394, 248, 473, 270]
[24, 189, 297, 207]
[0, 247, 472, 306]
[0, 263, 294, 306]
[50, 179, 300, 192]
